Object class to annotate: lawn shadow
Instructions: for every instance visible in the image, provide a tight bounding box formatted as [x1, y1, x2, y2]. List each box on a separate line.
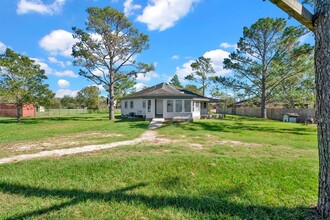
[0, 115, 107, 124]
[0, 181, 317, 219]
[170, 118, 316, 136]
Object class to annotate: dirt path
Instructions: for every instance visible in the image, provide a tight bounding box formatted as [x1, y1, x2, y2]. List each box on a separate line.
[0, 130, 157, 165]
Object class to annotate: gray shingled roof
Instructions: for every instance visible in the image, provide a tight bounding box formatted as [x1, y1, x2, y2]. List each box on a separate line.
[122, 83, 211, 101]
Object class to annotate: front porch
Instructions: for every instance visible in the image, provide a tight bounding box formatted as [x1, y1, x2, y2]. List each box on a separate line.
[145, 99, 208, 120]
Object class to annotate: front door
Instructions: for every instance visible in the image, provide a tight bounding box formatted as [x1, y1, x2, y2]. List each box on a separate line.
[155, 99, 163, 118]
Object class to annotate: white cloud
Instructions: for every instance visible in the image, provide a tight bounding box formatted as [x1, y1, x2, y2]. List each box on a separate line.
[32, 58, 53, 74]
[136, 71, 159, 82]
[39, 29, 77, 57]
[171, 55, 180, 60]
[55, 89, 78, 98]
[175, 48, 231, 82]
[48, 56, 65, 68]
[134, 83, 148, 92]
[220, 42, 237, 50]
[17, 0, 66, 15]
[33, 58, 77, 77]
[203, 49, 231, 75]
[136, 0, 200, 31]
[175, 59, 194, 82]
[92, 84, 105, 91]
[123, 0, 141, 17]
[92, 68, 107, 77]
[53, 70, 78, 78]
[57, 79, 70, 88]
[0, 41, 7, 53]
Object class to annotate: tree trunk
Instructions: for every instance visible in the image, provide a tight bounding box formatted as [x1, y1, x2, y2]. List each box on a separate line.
[315, 0, 330, 217]
[261, 81, 267, 119]
[16, 103, 22, 124]
[109, 73, 115, 120]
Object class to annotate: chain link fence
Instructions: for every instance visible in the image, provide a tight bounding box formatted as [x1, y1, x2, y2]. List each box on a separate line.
[35, 109, 89, 117]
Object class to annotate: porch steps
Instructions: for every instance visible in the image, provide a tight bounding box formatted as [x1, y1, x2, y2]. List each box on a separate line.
[148, 118, 165, 130]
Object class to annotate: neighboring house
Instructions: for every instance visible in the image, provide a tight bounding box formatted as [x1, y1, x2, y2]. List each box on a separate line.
[121, 83, 211, 120]
[0, 103, 35, 117]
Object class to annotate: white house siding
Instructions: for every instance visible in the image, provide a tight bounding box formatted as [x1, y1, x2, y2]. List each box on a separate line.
[163, 99, 193, 119]
[121, 99, 146, 117]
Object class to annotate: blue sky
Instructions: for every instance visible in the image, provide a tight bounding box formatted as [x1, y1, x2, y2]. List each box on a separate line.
[0, 0, 313, 97]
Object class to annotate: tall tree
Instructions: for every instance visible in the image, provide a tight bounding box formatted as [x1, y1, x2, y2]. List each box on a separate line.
[272, 67, 315, 108]
[218, 17, 313, 118]
[76, 86, 99, 110]
[60, 95, 77, 109]
[184, 84, 202, 95]
[185, 56, 215, 96]
[313, 0, 330, 217]
[266, 0, 330, 216]
[0, 48, 54, 123]
[72, 7, 154, 120]
[169, 74, 183, 88]
[114, 76, 136, 102]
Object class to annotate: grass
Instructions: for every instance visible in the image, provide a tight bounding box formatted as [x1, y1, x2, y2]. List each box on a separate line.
[0, 114, 319, 219]
[0, 113, 148, 158]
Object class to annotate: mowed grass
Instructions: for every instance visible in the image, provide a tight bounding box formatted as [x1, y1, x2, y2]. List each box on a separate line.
[0, 114, 149, 158]
[0, 115, 319, 219]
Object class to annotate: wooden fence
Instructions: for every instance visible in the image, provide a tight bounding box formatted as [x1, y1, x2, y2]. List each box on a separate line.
[217, 108, 315, 122]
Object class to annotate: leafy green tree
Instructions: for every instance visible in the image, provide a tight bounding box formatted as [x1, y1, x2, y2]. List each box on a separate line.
[0, 48, 54, 123]
[184, 84, 202, 95]
[72, 6, 154, 120]
[185, 56, 215, 96]
[169, 74, 183, 88]
[114, 76, 136, 102]
[76, 86, 99, 111]
[272, 67, 315, 108]
[60, 95, 77, 109]
[218, 17, 313, 118]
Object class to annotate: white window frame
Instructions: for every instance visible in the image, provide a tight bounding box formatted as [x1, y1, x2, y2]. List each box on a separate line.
[184, 100, 191, 112]
[167, 100, 173, 112]
[175, 100, 183, 113]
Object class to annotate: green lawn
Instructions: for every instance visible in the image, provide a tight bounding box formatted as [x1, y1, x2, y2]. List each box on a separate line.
[0, 114, 148, 158]
[0, 114, 319, 219]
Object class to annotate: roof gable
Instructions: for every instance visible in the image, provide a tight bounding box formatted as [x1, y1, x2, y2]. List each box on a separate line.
[122, 83, 210, 100]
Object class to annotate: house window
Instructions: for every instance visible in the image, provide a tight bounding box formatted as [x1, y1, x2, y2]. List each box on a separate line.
[203, 102, 207, 108]
[184, 100, 191, 112]
[124, 101, 128, 109]
[194, 101, 200, 112]
[130, 101, 134, 109]
[167, 100, 173, 112]
[147, 100, 151, 112]
[175, 100, 183, 112]
[142, 100, 146, 108]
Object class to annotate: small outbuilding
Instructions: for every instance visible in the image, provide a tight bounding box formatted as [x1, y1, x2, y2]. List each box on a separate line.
[283, 113, 299, 123]
[121, 83, 211, 120]
[0, 103, 35, 118]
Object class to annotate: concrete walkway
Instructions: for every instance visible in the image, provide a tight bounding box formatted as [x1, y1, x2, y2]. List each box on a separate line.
[0, 130, 157, 165]
[148, 118, 165, 130]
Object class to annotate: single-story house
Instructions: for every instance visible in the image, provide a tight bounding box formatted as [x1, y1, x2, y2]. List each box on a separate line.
[121, 83, 211, 120]
[0, 103, 35, 117]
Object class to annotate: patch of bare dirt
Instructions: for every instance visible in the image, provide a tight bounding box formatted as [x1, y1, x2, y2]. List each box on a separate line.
[189, 143, 204, 149]
[9, 132, 124, 152]
[213, 140, 263, 148]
